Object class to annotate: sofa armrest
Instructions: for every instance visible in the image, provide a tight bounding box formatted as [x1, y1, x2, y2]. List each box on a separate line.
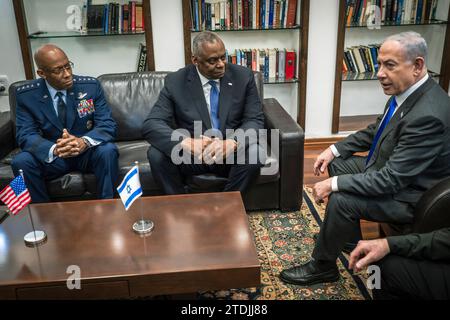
[413, 177, 450, 233]
[0, 111, 14, 160]
[263, 98, 304, 210]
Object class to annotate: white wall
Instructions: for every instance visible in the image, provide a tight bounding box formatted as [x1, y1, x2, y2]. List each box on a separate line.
[150, 0, 185, 71]
[0, 0, 25, 112]
[304, 0, 339, 137]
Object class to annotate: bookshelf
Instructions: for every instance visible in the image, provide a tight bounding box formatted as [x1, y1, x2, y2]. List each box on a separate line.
[181, 0, 310, 128]
[332, 0, 450, 134]
[12, 0, 155, 80]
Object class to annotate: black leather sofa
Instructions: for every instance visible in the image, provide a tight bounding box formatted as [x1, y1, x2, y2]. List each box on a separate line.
[0, 71, 304, 211]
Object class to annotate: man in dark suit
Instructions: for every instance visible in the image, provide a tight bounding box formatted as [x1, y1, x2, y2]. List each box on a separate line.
[280, 31, 450, 285]
[349, 228, 450, 299]
[143, 31, 265, 195]
[12, 44, 118, 203]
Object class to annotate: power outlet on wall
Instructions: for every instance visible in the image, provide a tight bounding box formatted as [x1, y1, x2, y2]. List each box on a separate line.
[0, 75, 9, 96]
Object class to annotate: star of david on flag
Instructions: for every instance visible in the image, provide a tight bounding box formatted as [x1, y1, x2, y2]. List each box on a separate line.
[117, 165, 142, 211]
[0, 175, 31, 215]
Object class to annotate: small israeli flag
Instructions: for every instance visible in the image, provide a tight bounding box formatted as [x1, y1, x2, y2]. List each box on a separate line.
[117, 166, 142, 211]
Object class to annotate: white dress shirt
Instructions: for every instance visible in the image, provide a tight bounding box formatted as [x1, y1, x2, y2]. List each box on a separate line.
[196, 67, 220, 118]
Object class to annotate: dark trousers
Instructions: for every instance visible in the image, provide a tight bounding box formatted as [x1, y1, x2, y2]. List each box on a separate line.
[11, 142, 119, 203]
[312, 156, 415, 263]
[147, 143, 265, 194]
[373, 255, 450, 300]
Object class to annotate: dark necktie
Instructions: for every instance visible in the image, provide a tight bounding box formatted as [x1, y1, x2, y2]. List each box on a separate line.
[208, 80, 220, 130]
[55, 91, 67, 128]
[366, 97, 397, 165]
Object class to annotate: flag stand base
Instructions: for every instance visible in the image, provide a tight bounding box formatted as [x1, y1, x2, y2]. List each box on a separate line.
[24, 230, 47, 246]
[132, 219, 154, 234]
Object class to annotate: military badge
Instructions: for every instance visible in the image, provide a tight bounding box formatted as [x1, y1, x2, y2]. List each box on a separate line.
[86, 120, 93, 130]
[78, 92, 87, 99]
[76, 98, 95, 118]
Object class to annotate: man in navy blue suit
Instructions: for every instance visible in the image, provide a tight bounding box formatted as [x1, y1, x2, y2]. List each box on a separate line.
[12, 44, 118, 203]
[143, 31, 265, 195]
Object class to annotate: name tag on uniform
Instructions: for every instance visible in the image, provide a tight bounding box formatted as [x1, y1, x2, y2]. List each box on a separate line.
[77, 99, 95, 118]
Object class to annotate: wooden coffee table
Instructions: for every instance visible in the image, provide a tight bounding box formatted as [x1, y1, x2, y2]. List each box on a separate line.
[0, 192, 260, 299]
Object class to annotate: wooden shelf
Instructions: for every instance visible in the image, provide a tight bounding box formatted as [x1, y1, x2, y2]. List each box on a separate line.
[28, 30, 146, 39]
[191, 25, 301, 32]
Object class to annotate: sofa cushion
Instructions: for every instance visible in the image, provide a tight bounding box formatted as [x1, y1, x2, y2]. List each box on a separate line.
[1, 148, 20, 165]
[98, 72, 168, 142]
[0, 164, 14, 191]
[47, 173, 86, 199]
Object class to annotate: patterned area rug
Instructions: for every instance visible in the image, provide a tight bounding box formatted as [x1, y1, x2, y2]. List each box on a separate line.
[199, 188, 372, 300]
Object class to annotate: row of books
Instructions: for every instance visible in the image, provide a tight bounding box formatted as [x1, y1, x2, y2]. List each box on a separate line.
[343, 44, 380, 74]
[190, 0, 298, 31]
[226, 48, 296, 80]
[342, 71, 379, 80]
[82, 1, 144, 33]
[345, 0, 440, 26]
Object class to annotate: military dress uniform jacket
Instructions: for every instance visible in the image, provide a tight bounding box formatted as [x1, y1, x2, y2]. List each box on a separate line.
[15, 75, 117, 163]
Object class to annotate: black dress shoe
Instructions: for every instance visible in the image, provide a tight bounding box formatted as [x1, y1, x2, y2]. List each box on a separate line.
[279, 260, 339, 286]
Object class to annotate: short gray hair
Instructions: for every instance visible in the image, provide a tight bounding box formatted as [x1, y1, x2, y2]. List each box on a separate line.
[383, 31, 428, 63]
[192, 31, 223, 57]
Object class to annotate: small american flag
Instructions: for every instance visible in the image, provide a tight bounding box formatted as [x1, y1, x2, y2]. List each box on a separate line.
[0, 175, 31, 215]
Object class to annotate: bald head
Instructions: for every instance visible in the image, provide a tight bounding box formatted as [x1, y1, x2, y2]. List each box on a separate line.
[34, 44, 67, 69]
[35, 44, 73, 90]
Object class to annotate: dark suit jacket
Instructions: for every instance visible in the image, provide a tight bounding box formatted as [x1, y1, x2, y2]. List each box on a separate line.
[388, 227, 450, 261]
[142, 64, 265, 157]
[15, 75, 117, 164]
[334, 76, 450, 205]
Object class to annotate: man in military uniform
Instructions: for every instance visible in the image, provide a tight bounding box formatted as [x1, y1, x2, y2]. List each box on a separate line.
[12, 44, 118, 202]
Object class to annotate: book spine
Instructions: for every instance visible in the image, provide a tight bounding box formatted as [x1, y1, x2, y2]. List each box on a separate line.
[269, 48, 276, 78]
[137, 43, 147, 72]
[278, 49, 285, 78]
[268, 0, 274, 28]
[286, 0, 297, 27]
[369, 46, 379, 71]
[243, 0, 248, 28]
[131, 1, 136, 32]
[415, 0, 423, 23]
[264, 52, 269, 79]
[285, 50, 295, 79]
